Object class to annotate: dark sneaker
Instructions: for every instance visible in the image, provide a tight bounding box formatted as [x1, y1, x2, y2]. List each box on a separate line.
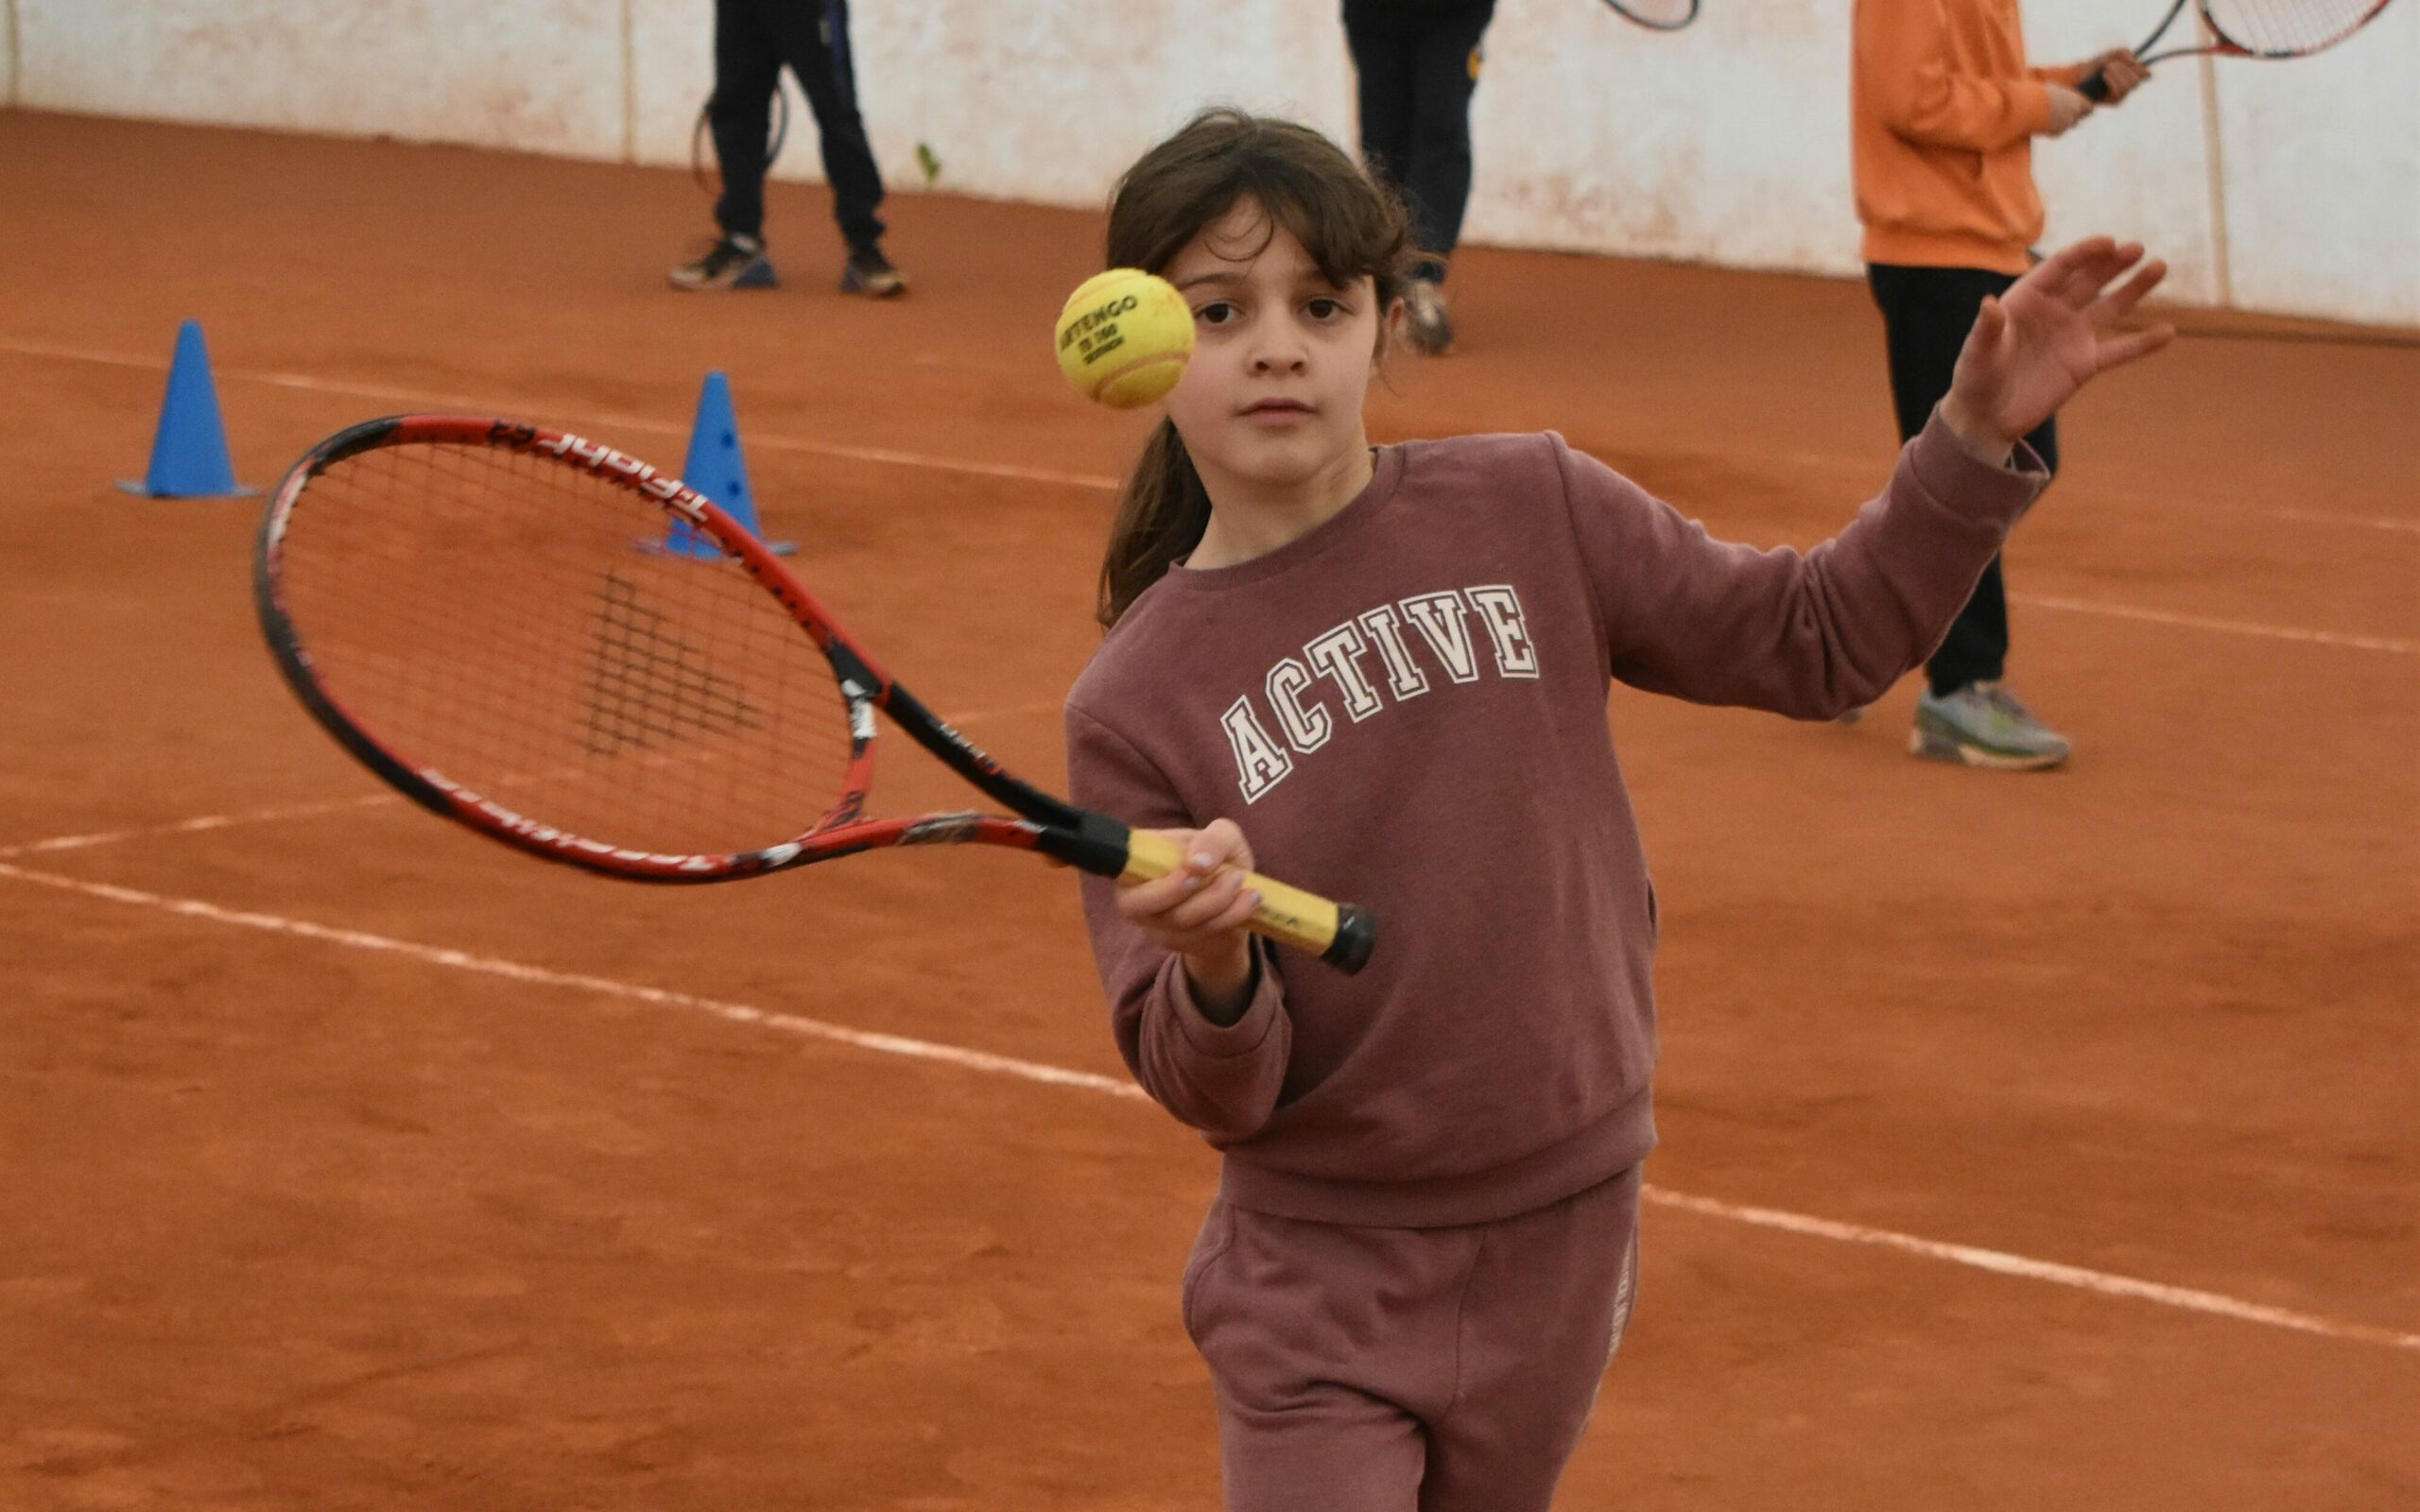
[1910, 681, 2071, 770]
[1401, 277, 1453, 354]
[840, 245, 907, 298]
[668, 233, 777, 291]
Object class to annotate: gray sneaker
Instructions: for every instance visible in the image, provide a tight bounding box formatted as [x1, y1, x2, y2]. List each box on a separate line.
[1910, 681, 2071, 770]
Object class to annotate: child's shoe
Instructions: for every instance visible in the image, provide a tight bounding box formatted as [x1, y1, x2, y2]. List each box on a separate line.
[840, 245, 907, 298]
[668, 233, 777, 291]
[1910, 681, 2071, 770]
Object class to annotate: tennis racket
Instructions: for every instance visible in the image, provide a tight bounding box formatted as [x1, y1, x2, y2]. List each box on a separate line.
[2080, 0, 2396, 98]
[1599, 0, 1700, 30]
[691, 89, 791, 196]
[252, 416, 1375, 973]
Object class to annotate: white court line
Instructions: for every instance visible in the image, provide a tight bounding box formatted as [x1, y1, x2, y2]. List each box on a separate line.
[0, 858, 1143, 1100]
[1642, 1191, 2420, 1353]
[4, 855, 2413, 1357]
[0, 698, 1069, 861]
[0, 336, 1126, 494]
[8, 336, 2412, 657]
[0, 794, 399, 859]
[2013, 593, 2417, 656]
[16, 335, 2420, 535]
[1766, 447, 2420, 538]
[2253, 505, 2420, 537]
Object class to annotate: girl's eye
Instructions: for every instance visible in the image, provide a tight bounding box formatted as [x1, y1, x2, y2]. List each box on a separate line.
[1194, 301, 1237, 326]
[1306, 298, 1346, 321]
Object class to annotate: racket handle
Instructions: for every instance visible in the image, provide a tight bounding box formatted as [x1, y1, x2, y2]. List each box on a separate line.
[2077, 67, 2112, 103]
[1121, 829, 1376, 974]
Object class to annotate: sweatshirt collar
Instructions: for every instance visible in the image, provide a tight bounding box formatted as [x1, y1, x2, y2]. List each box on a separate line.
[1164, 442, 1408, 592]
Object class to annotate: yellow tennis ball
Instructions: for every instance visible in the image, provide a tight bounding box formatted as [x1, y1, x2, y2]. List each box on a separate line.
[1054, 268, 1194, 409]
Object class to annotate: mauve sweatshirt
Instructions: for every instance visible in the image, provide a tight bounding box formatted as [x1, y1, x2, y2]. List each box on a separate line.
[1064, 413, 2045, 1228]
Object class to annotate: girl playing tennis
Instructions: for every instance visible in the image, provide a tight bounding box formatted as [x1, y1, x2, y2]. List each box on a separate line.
[1063, 109, 2169, 1509]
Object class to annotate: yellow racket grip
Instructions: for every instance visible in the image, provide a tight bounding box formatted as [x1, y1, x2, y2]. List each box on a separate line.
[1121, 829, 1376, 974]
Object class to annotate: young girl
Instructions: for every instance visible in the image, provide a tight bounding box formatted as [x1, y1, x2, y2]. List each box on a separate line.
[1063, 109, 2168, 1509]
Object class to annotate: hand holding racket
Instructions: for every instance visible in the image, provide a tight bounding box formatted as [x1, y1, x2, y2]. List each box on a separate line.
[1940, 238, 2174, 461]
[1117, 817, 1269, 1021]
[2080, 1, 2396, 100]
[253, 417, 1375, 972]
[2072, 49, 2151, 107]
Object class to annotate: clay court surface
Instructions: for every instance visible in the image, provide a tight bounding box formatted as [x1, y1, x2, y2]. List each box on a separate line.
[2, 111, 2414, 1509]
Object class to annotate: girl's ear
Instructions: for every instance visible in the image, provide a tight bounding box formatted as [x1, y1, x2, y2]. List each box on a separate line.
[1375, 297, 1406, 367]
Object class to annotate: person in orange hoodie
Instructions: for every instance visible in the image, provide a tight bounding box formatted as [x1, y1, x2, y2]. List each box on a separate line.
[1852, 2, 2148, 768]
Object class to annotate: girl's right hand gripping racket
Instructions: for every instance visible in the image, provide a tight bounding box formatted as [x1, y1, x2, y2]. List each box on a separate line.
[253, 416, 1375, 973]
[2080, 1, 2396, 99]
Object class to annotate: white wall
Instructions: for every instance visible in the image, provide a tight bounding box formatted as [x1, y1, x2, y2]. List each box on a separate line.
[3, 0, 19, 112]
[15, 0, 626, 156]
[10, 0, 2415, 325]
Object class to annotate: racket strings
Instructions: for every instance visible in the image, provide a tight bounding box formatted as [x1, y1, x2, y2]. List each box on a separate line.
[273, 439, 859, 857]
[2201, 0, 2384, 52]
[582, 569, 767, 755]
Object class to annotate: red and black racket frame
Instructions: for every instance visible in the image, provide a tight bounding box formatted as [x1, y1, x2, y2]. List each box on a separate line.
[2080, 0, 2396, 98]
[253, 414, 1141, 886]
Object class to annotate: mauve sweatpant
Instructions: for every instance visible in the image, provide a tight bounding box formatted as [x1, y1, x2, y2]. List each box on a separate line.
[1182, 1164, 1643, 1510]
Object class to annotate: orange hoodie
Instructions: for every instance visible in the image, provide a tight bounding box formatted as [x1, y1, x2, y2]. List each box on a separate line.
[1852, 0, 2085, 274]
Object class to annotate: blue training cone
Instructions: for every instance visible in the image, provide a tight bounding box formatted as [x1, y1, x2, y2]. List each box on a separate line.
[116, 319, 253, 498]
[659, 369, 794, 558]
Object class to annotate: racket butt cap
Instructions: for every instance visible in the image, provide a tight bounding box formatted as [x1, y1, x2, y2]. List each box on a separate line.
[1322, 907, 1377, 974]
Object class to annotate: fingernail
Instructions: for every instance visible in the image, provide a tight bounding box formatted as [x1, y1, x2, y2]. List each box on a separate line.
[1245, 889, 1262, 908]
[1188, 851, 1214, 870]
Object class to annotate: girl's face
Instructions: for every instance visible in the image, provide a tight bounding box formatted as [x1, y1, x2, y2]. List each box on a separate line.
[1161, 198, 1388, 500]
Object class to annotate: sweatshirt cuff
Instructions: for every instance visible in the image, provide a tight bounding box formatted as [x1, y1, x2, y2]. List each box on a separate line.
[1169, 941, 1284, 1057]
[2017, 80, 2054, 135]
[1908, 406, 2049, 529]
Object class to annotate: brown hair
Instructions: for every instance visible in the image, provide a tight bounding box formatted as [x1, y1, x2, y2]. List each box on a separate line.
[1094, 109, 1415, 627]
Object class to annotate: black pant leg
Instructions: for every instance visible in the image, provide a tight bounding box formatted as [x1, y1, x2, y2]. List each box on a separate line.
[760, 0, 888, 254]
[1866, 263, 2059, 695]
[708, 0, 785, 240]
[1404, 0, 1495, 278]
[1343, 0, 1421, 228]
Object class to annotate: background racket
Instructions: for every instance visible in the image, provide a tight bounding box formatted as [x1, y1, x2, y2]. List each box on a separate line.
[1599, 0, 1700, 28]
[253, 415, 1375, 973]
[690, 89, 790, 196]
[2082, 0, 2396, 98]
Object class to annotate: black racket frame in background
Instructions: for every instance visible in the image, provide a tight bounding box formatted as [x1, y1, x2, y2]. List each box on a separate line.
[2081, 0, 2397, 98]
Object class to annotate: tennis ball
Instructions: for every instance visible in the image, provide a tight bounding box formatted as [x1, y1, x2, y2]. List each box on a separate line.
[1054, 268, 1194, 408]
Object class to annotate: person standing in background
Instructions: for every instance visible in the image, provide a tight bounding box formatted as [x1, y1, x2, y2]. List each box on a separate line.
[1851, 0, 2146, 767]
[671, 0, 906, 298]
[1340, 0, 1498, 354]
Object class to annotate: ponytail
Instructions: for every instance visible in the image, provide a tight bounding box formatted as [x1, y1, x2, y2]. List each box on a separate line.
[1091, 109, 1414, 628]
[1097, 417, 1212, 627]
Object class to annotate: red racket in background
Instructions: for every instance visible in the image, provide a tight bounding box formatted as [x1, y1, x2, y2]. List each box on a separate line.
[253, 416, 1375, 973]
[2081, 0, 2396, 97]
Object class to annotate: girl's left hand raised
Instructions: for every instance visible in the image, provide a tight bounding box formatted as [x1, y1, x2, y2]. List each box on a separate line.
[1940, 237, 2173, 465]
